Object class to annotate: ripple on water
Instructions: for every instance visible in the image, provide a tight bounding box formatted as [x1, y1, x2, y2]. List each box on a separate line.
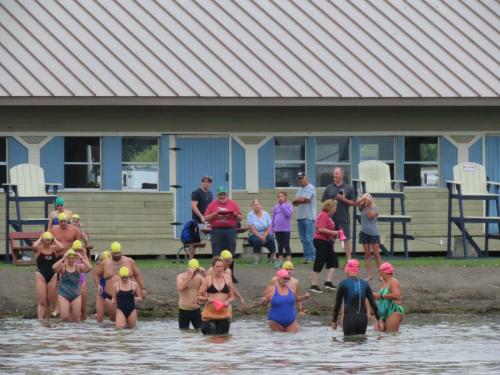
[0, 315, 499, 374]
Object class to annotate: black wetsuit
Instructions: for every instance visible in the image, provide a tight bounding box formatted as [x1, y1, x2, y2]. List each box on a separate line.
[36, 251, 57, 283]
[117, 288, 135, 319]
[332, 277, 379, 336]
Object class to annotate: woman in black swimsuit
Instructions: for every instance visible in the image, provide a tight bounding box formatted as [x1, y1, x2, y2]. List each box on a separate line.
[112, 266, 142, 329]
[33, 232, 63, 320]
[198, 257, 236, 335]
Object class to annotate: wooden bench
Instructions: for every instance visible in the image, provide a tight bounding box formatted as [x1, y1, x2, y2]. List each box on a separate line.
[9, 231, 42, 266]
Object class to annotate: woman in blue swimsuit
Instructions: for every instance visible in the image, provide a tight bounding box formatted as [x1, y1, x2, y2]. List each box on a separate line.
[52, 249, 91, 322]
[263, 269, 310, 332]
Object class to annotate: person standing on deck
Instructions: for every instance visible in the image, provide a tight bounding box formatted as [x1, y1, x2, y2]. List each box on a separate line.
[292, 172, 316, 264]
[321, 167, 356, 260]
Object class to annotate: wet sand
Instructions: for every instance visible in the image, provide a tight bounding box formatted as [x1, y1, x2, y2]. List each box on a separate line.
[1, 264, 499, 319]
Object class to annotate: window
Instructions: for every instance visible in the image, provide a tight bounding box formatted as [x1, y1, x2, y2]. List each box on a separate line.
[316, 137, 351, 187]
[360, 136, 395, 179]
[64, 137, 101, 188]
[122, 137, 159, 190]
[0, 137, 6, 185]
[404, 137, 439, 187]
[275, 137, 305, 187]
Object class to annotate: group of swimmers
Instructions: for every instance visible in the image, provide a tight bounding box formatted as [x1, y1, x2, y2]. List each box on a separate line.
[33, 197, 403, 335]
[177, 250, 404, 336]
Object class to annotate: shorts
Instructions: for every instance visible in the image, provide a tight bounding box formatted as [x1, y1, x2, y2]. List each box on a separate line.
[359, 231, 381, 244]
[335, 222, 351, 240]
[312, 239, 338, 273]
[201, 319, 231, 335]
[178, 308, 202, 330]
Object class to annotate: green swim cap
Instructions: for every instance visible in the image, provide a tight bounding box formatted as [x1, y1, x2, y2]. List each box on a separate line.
[55, 196, 64, 206]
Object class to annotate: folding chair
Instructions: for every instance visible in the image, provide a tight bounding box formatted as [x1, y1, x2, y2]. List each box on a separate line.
[446, 162, 500, 258]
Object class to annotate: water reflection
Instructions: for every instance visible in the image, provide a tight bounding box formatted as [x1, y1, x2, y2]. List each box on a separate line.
[0, 315, 499, 374]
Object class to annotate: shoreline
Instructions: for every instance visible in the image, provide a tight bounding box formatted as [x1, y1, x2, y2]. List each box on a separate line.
[1, 265, 500, 319]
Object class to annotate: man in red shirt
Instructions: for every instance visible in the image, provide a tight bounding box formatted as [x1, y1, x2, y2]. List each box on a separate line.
[204, 186, 242, 256]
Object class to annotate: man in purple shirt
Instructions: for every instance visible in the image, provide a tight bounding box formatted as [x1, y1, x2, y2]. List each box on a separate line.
[272, 191, 294, 268]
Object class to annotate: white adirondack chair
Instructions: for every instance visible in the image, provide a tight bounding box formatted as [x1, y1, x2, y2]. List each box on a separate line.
[9, 164, 51, 197]
[353, 160, 412, 257]
[446, 162, 500, 258]
[3, 164, 60, 264]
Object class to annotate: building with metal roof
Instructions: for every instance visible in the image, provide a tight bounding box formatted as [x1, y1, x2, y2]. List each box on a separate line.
[0, 0, 499, 256]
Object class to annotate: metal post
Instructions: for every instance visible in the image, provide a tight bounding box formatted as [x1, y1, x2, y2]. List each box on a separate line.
[446, 183, 453, 257]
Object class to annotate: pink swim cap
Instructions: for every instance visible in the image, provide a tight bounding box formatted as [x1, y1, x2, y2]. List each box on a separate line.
[379, 262, 394, 274]
[344, 259, 360, 273]
[276, 269, 289, 278]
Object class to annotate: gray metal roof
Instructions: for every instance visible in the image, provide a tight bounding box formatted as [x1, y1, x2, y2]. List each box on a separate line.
[0, 0, 499, 103]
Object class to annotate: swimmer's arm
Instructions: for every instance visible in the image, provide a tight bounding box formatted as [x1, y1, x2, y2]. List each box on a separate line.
[262, 285, 274, 305]
[52, 255, 66, 273]
[78, 254, 92, 273]
[53, 238, 64, 251]
[33, 236, 43, 248]
[365, 299, 371, 319]
[366, 287, 380, 321]
[332, 285, 345, 322]
[176, 273, 191, 291]
[93, 263, 104, 289]
[134, 282, 143, 301]
[111, 283, 119, 304]
[130, 260, 145, 292]
[383, 279, 401, 301]
[233, 285, 245, 305]
[227, 282, 236, 304]
[295, 283, 304, 313]
[197, 277, 209, 302]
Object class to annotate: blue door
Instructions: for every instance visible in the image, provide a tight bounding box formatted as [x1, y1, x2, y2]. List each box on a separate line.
[486, 136, 500, 234]
[175, 137, 229, 236]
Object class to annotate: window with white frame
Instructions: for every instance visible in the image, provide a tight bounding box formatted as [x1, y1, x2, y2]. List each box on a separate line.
[360, 136, 395, 179]
[0, 137, 6, 185]
[404, 136, 439, 187]
[275, 137, 305, 188]
[122, 137, 159, 190]
[64, 137, 101, 188]
[316, 137, 351, 187]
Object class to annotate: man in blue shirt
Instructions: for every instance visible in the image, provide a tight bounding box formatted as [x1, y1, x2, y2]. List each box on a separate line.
[293, 172, 316, 263]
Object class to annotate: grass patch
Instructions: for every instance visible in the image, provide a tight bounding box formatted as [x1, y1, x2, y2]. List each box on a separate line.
[1, 256, 498, 271]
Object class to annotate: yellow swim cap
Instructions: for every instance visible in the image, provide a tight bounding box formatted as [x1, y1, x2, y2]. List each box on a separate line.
[42, 232, 53, 241]
[220, 250, 233, 260]
[57, 213, 68, 222]
[188, 259, 200, 270]
[100, 250, 111, 260]
[282, 261, 294, 270]
[72, 240, 83, 250]
[111, 242, 121, 253]
[119, 266, 130, 278]
[66, 249, 76, 257]
[71, 213, 80, 221]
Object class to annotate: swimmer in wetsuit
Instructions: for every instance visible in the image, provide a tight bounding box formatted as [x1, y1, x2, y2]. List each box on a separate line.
[198, 257, 236, 335]
[112, 266, 142, 329]
[331, 259, 382, 336]
[93, 250, 112, 323]
[263, 269, 310, 332]
[52, 249, 91, 322]
[33, 232, 63, 320]
[373, 262, 404, 333]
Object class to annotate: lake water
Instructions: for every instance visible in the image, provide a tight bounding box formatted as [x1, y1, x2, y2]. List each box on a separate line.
[0, 315, 499, 374]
